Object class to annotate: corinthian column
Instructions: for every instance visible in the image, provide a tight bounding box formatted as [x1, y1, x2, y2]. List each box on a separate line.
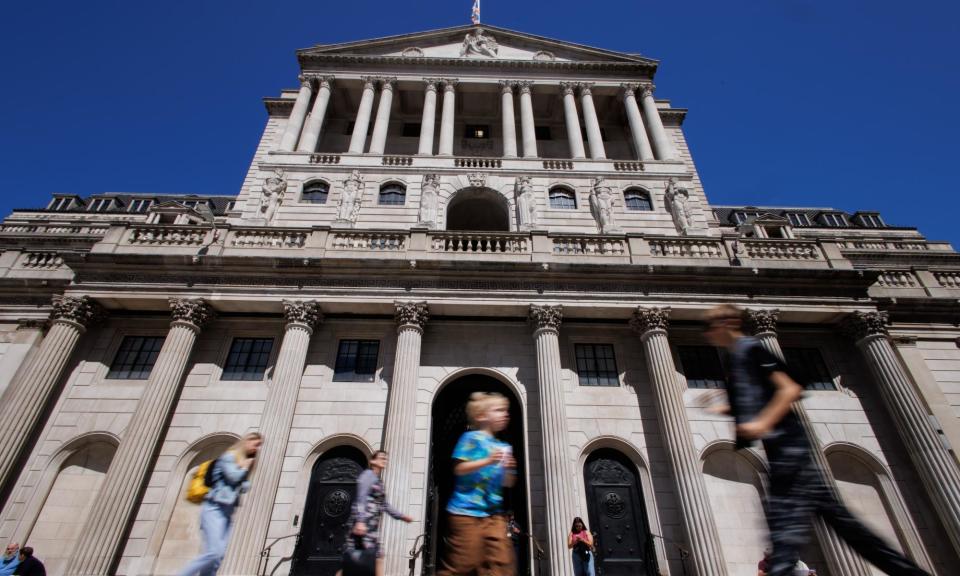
[369, 78, 396, 155]
[630, 307, 726, 576]
[418, 80, 438, 155]
[518, 81, 538, 159]
[638, 84, 675, 160]
[66, 298, 213, 576]
[745, 310, 874, 576]
[221, 301, 323, 574]
[297, 76, 334, 153]
[560, 82, 586, 159]
[843, 311, 960, 557]
[348, 77, 377, 154]
[500, 81, 518, 158]
[621, 84, 654, 161]
[528, 305, 575, 576]
[278, 75, 314, 151]
[579, 83, 606, 160]
[0, 296, 103, 495]
[381, 302, 429, 576]
[438, 79, 457, 156]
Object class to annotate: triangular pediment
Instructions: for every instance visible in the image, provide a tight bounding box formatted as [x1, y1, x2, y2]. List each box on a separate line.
[299, 25, 655, 65]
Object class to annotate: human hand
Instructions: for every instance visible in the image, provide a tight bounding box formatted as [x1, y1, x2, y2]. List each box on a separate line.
[488, 448, 506, 466]
[503, 454, 517, 469]
[402, 515, 414, 523]
[352, 522, 368, 536]
[736, 419, 771, 440]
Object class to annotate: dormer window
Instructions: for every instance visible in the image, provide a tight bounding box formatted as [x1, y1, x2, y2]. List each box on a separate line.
[787, 213, 812, 227]
[733, 211, 760, 225]
[819, 212, 848, 227]
[128, 199, 153, 213]
[182, 200, 209, 211]
[225, 201, 237, 212]
[48, 197, 76, 211]
[855, 213, 884, 228]
[87, 198, 114, 212]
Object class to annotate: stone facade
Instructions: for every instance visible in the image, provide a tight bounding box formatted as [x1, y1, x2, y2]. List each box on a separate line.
[0, 23, 958, 576]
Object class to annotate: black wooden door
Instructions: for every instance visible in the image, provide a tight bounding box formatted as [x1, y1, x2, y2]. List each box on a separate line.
[584, 449, 655, 576]
[291, 446, 367, 576]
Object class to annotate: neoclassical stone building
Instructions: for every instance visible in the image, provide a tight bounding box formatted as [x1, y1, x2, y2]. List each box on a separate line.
[0, 24, 958, 576]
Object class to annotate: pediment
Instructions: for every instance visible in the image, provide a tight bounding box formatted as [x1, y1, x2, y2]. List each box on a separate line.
[299, 25, 654, 65]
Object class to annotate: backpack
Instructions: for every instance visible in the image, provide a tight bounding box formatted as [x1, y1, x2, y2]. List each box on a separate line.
[185, 458, 217, 503]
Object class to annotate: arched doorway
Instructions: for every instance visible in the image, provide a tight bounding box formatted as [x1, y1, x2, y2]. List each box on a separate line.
[446, 188, 510, 231]
[583, 449, 656, 576]
[291, 445, 368, 576]
[422, 374, 529, 575]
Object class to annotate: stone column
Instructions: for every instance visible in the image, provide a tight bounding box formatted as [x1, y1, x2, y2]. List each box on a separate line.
[843, 311, 960, 556]
[500, 81, 518, 158]
[381, 302, 429, 576]
[630, 307, 726, 576]
[745, 310, 873, 576]
[65, 299, 213, 576]
[278, 75, 314, 152]
[418, 80, 438, 155]
[560, 82, 586, 160]
[638, 84, 675, 160]
[369, 78, 396, 155]
[518, 81, 538, 159]
[438, 79, 457, 156]
[297, 76, 334, 153]
[221, 301, 323, 574]
[0, 296, 103, 495]
[621, 84, 654, 161]
[348, 77, 377, 154]
[579, 83, 606, 160]
[528, 305, 575, 576]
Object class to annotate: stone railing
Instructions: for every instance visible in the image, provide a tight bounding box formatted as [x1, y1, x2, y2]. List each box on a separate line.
[382, 156, 413, 166]
[876, 270, 918, 288]
[128, 226, 207, 246]
[649, 237, 724, 258]
[0, 223, 109, 236]
[230, 229, 307, 248]
[542, 160, 573, 170]
[552, 235, 626, 256]
[331, 231, 406, 251]
[839, 239, 929, 251]
[613, 161, 645, 172]
[934, 271, 960, 289]
[431, 232, 530, 254]
[454, 157, 501, 169]
[741, 239, 821, 260]
[309, 154, 341, 164]
[19, 251, 64, 269]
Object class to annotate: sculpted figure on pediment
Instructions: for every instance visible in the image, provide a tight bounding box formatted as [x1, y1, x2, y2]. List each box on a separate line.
[260, 169, 286, 224]
[336, 169, 364, 225]
[589, 177, 619, 234]
[460, 28, 499, 58]
[664, 177, 693, 235]
[515, 176, 537, 230]
[418, 174, 440, 228]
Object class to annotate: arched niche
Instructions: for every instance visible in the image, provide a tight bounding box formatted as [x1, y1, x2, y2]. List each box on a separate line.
[445, 187, 510, 231]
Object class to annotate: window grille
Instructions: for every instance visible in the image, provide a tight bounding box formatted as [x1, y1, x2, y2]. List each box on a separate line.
[334, 340, 380, 382]
[222, 338, 274, 381]
[378, 183, 406, 206]
[575, 344, 619, 386]
[624, 189, 653, 211]
[549, 187, 577, 209]
[783, 348, 836, 391]
[107, 336, 165, 379]
[678, 346, 726, 389]
[302, 181, 330, 204]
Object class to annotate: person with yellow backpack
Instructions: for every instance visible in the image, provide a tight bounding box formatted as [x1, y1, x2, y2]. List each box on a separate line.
[177, 432, 263, 576]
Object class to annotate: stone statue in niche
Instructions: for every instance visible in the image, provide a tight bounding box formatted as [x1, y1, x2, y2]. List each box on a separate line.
[664, 177, 693, 235]
[515, 176, 537, 230]
[336, 169, 363, 225]
[589, 177, 619, 234]
[460, 28, 499, 58]
[260, 169, 286, 224]
[418, 174, 440, 228]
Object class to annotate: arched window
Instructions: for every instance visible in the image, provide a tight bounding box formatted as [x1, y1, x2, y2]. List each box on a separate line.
[548, 186, 577, 209]
[623, 188, 652, 211]
[378, 182, 406, 206]
[301, 181, 329, 204]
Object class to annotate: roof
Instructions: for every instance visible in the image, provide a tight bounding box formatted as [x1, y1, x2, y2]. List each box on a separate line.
[17, 193, 237, 216]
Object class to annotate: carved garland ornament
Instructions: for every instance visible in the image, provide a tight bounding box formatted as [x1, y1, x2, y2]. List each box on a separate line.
[169, 298, 214, 328]
[841, 311, 889, 342]
[51, 295, 105, 327]
[744, 309, 779, 336]
[528, 304, 563, 332]
[283, 300, 323, 331]
[395, 301, 429, 330]
[629, 306, 671, 334]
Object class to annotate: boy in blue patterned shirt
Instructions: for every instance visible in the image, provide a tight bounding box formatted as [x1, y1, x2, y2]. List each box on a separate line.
[438, 392, 517, 576]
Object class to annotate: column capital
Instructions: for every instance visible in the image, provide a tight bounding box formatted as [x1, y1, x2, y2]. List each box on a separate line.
[297, 74, 315, 89]
[282, 300, 323, 332]
[51, 295, 106, 328]
[442, 78, 459, 91]
[638, 83, 655, 98]
[620, 82, 640, 97]
[360, 76, 378, 89]
[169, 298, 214, 329]
[424, 78, 440, 92]
[395, 301, 429, 331]
[498, 80, 515, 94]
[630, 306, 671, 335]
[744, 308, 779, 336]
[379, 77, 397, 90]
[516, 80, 534, 94]
[559, 82, 577, 96]
[841, 311, 889, 343]
[317, 75, 335, 90]
[577, 82, 595, 96]
[528, 304, 563, 333]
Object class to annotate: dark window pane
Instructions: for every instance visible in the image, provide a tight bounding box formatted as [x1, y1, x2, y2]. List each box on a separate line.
[575, 344, 619, 387]
[379, 184, 406, 206]
[535, 126, 552, 140]
[222, 338, 274, 381]
[549, 188, 577, 209]
[107, 336, 165, 379]
[678, 346, 726, 389]
[402, 123, 421, 137]
[783, 348, 836, 391]
[624, 190, 652, 211]
[302, 182, 329, 204]
[334, 340, 380, 382]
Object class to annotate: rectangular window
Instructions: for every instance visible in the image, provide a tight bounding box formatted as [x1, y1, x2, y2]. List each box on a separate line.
[820, 213, 848, 227]
[783, 348, 836, 391]
[402, 123, 421, 137]
[787, 213, 812, 227]
[464, 124, 490, 139]
[534, 126, 552, 140]
[733, 211, 760, 225]
[128, 199, 153, 213]
[678, 346, 726, 389]
[857, 214, 884, 228]
[575, 344, 619, 387]
[87, 198, 113, 212]
[107, 336, 165, 379]
[48, 197, 74, 211]
[222, 337, 274, 381]
[334, 340, 380, 382]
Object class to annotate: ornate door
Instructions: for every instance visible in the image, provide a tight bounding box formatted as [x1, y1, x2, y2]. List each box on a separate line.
[291, 446, 367, 576]
[584, 449, 655, 576]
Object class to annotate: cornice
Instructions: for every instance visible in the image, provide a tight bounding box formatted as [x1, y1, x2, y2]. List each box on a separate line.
[264, 98, 295, 116]
[298, 53, 657, 74]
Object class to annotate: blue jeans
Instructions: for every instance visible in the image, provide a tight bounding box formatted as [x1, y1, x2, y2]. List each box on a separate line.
[571, 550, 595, 576]
[177, 500, 234, 576]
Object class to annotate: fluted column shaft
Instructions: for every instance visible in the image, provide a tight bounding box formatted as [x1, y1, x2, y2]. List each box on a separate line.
[438, 80, 457, 156]
[528, 305, 575, 576]
[0, 296, 102, 495]
[631, 308, 725, 576]
[66, 299, 212, 575]
[418, 81, 438, 155]
[579, 85, 606, 159]
[369, 79, 395, 155]
[845, 312, 960, 557]
[221, 301, 322, 574]
[348, 77, 377, 154]
[500, 81, 518, 158]
[639, 84, 675, 160]
[518, 82, 538, 159]
[279, 76, 314, 152]
[297, 76, 333, 153]
[560, 83, 586, 160]
[381, 302, 428, 576]
[621, 85, 654, 161]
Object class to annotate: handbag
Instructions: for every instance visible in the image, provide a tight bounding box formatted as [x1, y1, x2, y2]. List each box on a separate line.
[341, 536, 377, 576]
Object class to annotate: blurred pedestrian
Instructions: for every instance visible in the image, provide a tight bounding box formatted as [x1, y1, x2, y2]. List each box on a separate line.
[568, 517, 595, 576]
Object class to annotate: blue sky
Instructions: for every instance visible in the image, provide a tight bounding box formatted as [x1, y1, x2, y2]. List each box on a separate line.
[2, 1, 958, 245]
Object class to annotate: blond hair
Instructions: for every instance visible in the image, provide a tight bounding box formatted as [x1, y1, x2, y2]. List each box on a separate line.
[465, 392, 509, 427]
[226, 431, 262, 476]
[703, 304, 744, 327]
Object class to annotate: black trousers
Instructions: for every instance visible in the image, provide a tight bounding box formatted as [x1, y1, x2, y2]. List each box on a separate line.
[765, 445, 930, 576]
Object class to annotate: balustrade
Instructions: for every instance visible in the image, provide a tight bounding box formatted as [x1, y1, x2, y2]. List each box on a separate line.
[613, 161, 645, 172]
[20, 252, 63, 269]
[128, 226, 206, 246]
[741, 240, 821, 260]
[552, 236, 625, 256]
[542, 160, 573, 170]
[231, 230, 307, 248]
[934, 271, 960, 289]
[454, 157, 501, 169]
[1, 223, 108, 236]
[649, 238, 724, 258]
[309, 154, 341, 164]
[876, 271, 918, 288]
[430, 232, 529, 254]
[331, 231, 406, 251]
[382, 156, 413, 166]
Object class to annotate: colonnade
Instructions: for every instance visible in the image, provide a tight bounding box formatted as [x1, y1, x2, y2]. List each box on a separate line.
[277, 74, 676, 160]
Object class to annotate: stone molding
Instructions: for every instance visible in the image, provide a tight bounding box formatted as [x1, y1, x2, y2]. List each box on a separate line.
[841, 310, 889, 342]
[51, 295, 105, 327]
[744, 308, 779, 335]
[394, 301, 429, 330]
[559, 82, 577, 96]
[17, 318, 49, 331]
[498, 80, 515, 94]
[638, 83, 655, 98]
[528, 304, 562, 332]
[516, 80, 534, 94]
[630, 306, 670, 334]
[169, 298, 214, 328]
[283, 300, 323, 331]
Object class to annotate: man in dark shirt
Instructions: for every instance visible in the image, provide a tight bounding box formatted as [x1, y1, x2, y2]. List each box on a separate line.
[11, 547, 44, 576]
[703, 304, 929, 576]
